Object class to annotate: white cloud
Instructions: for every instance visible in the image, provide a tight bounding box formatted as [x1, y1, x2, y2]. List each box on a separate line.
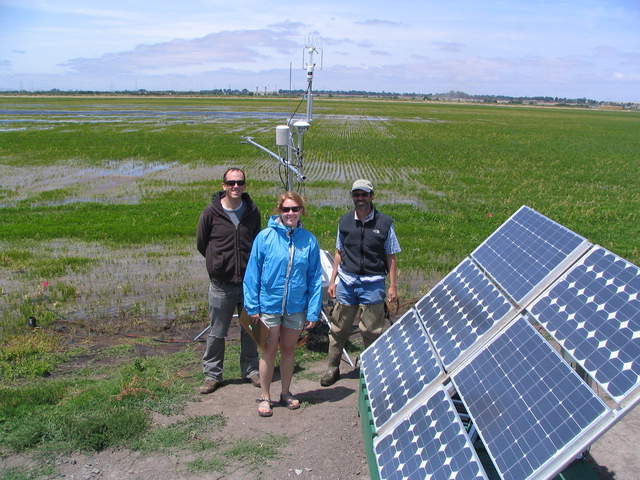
[612, 72, 640, 81]
[59, 29, 301, 74]
[432, 42, 465, 53]
[2, 0, 639, 101]
[355, 19, 401, 26]
[268, 21, 306, 31]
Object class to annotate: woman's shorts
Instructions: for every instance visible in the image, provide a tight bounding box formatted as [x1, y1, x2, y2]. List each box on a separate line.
[261, 311, 306, 330]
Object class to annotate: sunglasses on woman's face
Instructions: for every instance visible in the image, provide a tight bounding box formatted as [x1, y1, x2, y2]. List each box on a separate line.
[280, 206, 302, 213]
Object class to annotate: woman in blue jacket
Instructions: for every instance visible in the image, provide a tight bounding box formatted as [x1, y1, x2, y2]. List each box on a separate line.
[243, 191, 323, 417]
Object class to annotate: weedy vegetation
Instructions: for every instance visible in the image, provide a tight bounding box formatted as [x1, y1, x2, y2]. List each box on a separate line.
[0, 348, 199, 454]
[186, 434, 289, 473]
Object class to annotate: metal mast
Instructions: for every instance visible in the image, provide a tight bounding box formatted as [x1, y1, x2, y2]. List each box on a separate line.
[243, 42, 321, 193]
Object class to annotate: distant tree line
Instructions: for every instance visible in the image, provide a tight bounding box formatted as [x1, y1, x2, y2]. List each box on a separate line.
[278, 89, 637, 108]
[1, 87, 637, 109]
[2, 88, 257, 96]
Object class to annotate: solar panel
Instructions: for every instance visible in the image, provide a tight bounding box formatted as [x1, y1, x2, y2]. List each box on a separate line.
[415, 258, 514, 369]
[361, 309, 443, 430]
[530, 246, 640, 403]
[374, 386, 489, 480]
[452, 316, 609, 480]
[471, 206, 588, 305]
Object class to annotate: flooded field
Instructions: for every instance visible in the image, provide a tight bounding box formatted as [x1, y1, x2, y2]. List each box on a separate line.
[1, 95, 638, 340]
[0, 97, 447, 338]
[1, 95, 639, 480]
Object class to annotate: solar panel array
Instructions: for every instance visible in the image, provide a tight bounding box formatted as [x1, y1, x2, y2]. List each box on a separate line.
[374, 387, 489, 480]
[452, 317, 609, 480]
[471, 206, 588, 304]
[361, 309, 443, 430]
[359, 205, 640, 480]
[415, 258, 514, 369]
[530, 246, 640, 403]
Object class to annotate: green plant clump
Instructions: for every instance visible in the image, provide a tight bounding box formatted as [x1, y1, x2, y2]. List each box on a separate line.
[186, 434, 288, 473]
[0, 349, 198, 453]
[0, 465, 56, 480]
[129, 415, 225, 452]
[0, 331, 66, 379]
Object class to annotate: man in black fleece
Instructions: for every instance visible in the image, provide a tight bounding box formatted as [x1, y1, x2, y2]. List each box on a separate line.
[196, 168, 261, 393]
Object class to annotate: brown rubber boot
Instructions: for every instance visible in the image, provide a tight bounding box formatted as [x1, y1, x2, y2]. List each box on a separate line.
[320, 348, 342, 387]
[320, 368, 339, 387]
[199, 378, 221, 394]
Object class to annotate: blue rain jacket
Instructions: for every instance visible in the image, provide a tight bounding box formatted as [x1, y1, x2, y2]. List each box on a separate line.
[243, 215, 323, 322]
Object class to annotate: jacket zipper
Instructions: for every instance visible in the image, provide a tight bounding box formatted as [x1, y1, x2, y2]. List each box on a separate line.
[234, 225, 239, 281]
[281, 229, 295, 314]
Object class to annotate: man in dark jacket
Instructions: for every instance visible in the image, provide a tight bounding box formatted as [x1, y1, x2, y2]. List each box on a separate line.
[196, 168, 261, 393]
[321, 179, 400, 387]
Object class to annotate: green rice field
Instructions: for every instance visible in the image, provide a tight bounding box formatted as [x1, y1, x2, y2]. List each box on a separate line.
[1, 95, 639, 344]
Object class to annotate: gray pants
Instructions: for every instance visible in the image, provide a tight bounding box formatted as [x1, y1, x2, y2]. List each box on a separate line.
[202, 280, 259, 382]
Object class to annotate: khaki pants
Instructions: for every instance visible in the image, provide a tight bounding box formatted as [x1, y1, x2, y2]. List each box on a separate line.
[326, 302, 386, 369]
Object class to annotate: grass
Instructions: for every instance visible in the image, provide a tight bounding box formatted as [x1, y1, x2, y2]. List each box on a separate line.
[186, 434, 288, 473]
[0, 330, 66, 379]
[186, 456, 227, 473]
[129, 415, 226, 453]
[0, 335, 323, 457]
[2, 96, 638, 365]
[1, 94, 638, 477]
[0, 280, 78, 341]
[1, 98, 638, 265]
[0, 338, 307, 477]
[0, 249, 94, 279]
[224, 434, 289, 465]
[0, 348, 199, 453]
[0, 466, 55, 480]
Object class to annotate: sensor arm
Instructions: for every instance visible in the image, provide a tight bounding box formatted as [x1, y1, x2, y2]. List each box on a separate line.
[242, 136, 307, 182]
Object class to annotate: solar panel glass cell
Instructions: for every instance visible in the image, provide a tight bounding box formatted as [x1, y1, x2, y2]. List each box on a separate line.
[415, 258, 513, 368]
[530, 246, 640, 402]
[361, 309, 443, 430]
[453, 317, 608, 480]
[471, 206, 586, 304]
[374, 387, 488, 480]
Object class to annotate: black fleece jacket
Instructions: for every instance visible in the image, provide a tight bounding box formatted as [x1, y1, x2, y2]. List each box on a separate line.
[196, 191, 261, 284]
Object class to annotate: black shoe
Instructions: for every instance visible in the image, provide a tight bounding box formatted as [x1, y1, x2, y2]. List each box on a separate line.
[320, 368, 339, 387]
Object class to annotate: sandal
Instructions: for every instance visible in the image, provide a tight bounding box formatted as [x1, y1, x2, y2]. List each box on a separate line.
[280, 392, 300, 410]
[256, 398, 273, 417]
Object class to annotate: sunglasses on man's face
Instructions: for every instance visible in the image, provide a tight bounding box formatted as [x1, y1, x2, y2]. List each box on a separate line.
[280, 206, 302, 213]
[224, 180, 245, 186]
[352, 191, 370, 198]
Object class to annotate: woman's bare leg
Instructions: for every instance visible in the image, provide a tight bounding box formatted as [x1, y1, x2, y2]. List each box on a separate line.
[279, 326, 301, 396]
[259, 325, 281, 401]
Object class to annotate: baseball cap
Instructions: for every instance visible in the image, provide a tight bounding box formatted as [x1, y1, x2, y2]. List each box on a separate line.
[351, 179, 374, 193]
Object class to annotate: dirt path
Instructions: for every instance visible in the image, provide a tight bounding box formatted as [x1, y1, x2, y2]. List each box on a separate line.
[39, 359, 368, 480]
[4, 320, 639, 480]
[5, 353, 640, 480]
[184, 363, 369, 480]
[588, 405, 640, 480]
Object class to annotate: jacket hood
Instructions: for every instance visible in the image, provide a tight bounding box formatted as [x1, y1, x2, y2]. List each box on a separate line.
[243, 215, 323, 321]
[267, 215, 300, 235]
[211, 191, 256, 213]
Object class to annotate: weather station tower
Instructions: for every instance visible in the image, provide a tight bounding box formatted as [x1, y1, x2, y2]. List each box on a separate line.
[242, 43, 322, 193]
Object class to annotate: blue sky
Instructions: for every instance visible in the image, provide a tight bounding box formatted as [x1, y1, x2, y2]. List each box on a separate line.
[1, 0, 639, 101]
